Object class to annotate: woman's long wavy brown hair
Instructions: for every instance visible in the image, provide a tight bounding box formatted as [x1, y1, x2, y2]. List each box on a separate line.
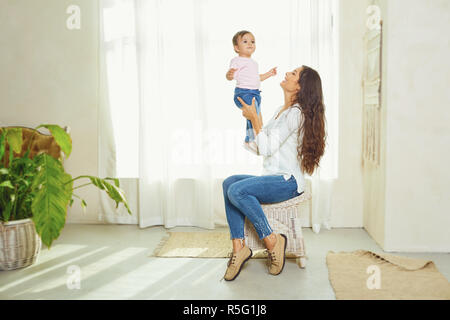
[294, 66, 326, 175]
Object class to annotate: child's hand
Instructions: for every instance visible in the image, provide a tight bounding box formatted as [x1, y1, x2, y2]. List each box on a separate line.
[269, 67, 277, 77]
[226, 68, 237, 81]
[260, 67, 278, 82]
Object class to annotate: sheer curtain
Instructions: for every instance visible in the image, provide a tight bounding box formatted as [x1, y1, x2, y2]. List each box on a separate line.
[98, 0, 338, 232]
[289, 0, 339, 233]
[98, 0, 139, 224]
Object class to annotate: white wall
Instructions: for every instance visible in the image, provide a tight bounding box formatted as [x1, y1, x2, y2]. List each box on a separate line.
[331, 0, 368, 228]
[0, 0, 100, 224]
[363, 0, 450, 252]
[383, 0, 450, 252]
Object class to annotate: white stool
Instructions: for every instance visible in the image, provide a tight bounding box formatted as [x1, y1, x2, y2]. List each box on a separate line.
[244, 192, 311, 268]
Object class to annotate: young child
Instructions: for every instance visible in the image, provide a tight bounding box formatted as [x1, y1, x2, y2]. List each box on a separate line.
[226, 30, 277, 152]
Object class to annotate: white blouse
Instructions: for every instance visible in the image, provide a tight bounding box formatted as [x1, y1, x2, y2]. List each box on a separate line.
[253, 103, 305, 194]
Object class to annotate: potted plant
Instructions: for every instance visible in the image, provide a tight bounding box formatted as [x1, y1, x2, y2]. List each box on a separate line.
[0, 125, 131, 270]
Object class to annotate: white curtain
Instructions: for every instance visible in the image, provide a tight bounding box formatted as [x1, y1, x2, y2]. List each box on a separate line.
[97, 0, 139, 224]
[289, 0, 339, 233]
[98, 0, 338, 232]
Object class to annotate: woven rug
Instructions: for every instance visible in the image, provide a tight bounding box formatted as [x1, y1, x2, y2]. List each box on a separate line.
[326, 250, 450, 300]
[151, 231, 299, 259]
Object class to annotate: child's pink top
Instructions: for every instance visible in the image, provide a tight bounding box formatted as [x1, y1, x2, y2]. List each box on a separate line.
[229, 56, 260, 90]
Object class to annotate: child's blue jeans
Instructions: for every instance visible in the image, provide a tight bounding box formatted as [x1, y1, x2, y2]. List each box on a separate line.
[222, 174, 303, 240]
[233, 87, 261, 143]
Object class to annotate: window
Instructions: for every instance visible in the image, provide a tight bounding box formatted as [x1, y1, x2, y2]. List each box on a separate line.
[101, 0, 338, 180]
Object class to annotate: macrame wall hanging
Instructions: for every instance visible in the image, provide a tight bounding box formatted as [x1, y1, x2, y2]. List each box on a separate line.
[362, 4, 383, 167]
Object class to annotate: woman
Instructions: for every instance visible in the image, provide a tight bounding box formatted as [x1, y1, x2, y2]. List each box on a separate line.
[222, 65, 326, 281]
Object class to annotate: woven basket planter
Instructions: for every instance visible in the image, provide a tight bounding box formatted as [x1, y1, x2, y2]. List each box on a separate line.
[244, 192, 311, 268]
[0, 218, 42, 271]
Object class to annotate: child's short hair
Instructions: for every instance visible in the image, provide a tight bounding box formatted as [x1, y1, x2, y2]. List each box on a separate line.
[232, 30, 253, 53]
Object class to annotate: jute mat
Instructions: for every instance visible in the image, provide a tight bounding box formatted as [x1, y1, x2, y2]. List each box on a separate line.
[151, 231, 299, 259]
[326, 250, 450, 300]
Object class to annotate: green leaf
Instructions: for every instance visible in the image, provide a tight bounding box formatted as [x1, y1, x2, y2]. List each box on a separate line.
[104, 177, 120, 188]
[98, 178, 131, 214]
[0, 131, 6, 162]
[81, 199, 87, 213]
[2, 201, 13, 222]
[9, 140, 13, 168]
[31, 153, 73, 248]
[0, 181, 14, 189]
[0, 168, 9, 175]
[5, 128, 23, 154]
[89, 177, 105, 190]
[81, 175, 131, 215]
[36, 125, 72, 158]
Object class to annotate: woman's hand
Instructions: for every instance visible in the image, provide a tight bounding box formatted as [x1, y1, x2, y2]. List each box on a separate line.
[237, 97, 257, 121]
[238, 97, 262, 136]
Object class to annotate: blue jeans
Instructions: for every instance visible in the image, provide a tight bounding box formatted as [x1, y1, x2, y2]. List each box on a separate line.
[233, 87, 261, 143]
[222, 174, 303, 240]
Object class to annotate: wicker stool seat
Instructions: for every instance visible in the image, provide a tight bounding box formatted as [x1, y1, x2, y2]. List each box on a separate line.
[244, 192, 311, 268]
